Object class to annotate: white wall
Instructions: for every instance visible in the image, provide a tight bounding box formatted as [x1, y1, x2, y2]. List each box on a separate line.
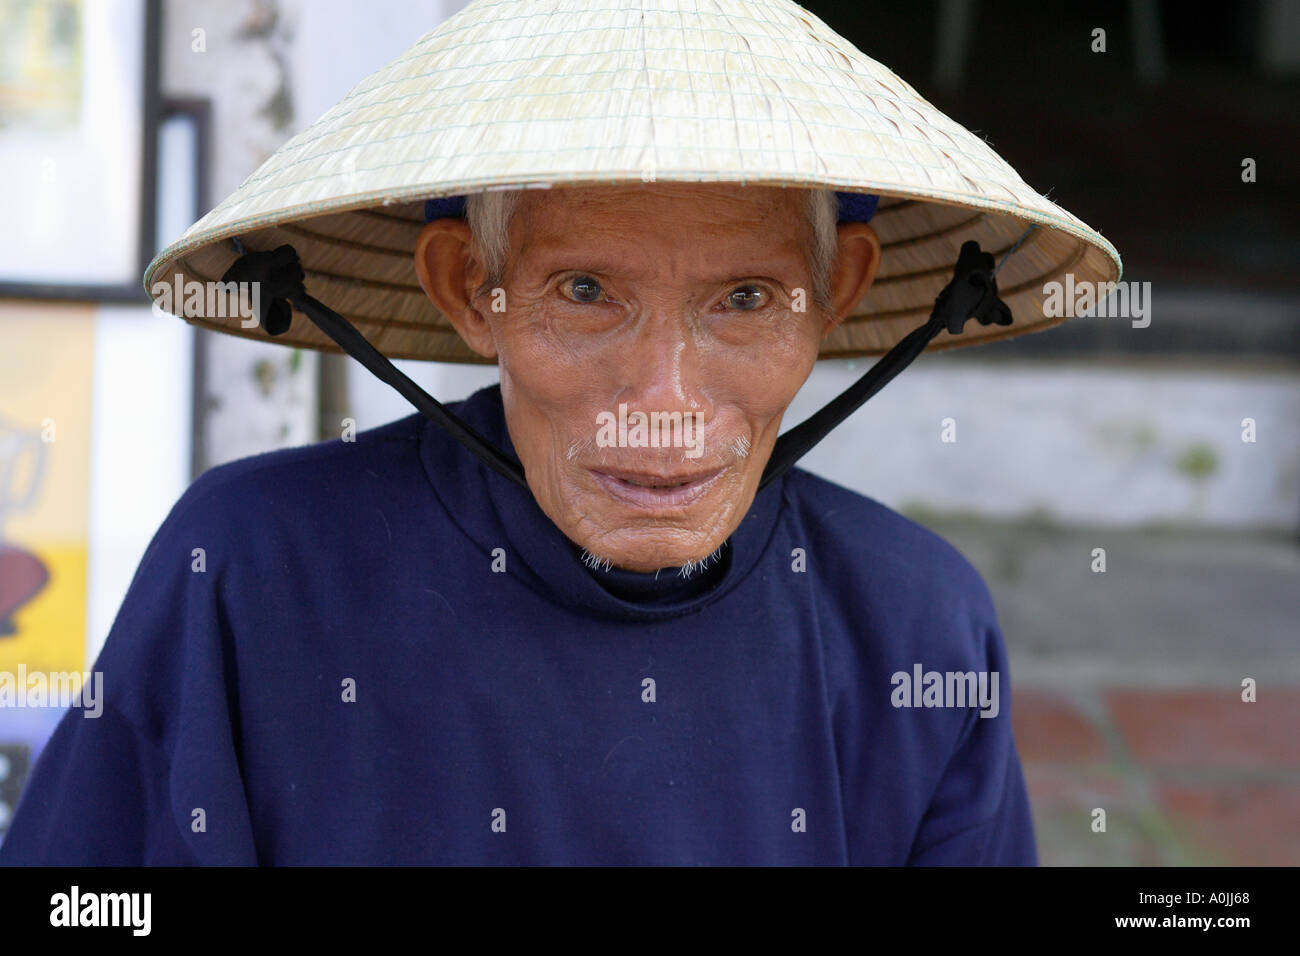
[86, 305, 193, 663]
[786, 358, 1300, 531]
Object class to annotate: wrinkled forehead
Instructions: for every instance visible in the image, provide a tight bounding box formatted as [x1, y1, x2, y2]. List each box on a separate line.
[511, 182, 812, 260]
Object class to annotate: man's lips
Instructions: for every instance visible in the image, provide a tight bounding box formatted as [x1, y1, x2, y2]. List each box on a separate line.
[589, 466, 725, 509]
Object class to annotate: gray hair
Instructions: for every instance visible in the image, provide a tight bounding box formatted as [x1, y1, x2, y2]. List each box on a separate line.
[465, 186, 840, 311]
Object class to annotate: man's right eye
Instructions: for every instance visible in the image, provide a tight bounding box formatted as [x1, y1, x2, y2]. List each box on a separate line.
[562, 275, 604, 303]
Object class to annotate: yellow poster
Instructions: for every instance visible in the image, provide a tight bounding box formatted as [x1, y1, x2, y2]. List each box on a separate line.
[0, 301, 94, 678]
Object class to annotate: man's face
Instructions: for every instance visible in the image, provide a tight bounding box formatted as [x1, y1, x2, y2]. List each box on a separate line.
[428, 183, 853, 573]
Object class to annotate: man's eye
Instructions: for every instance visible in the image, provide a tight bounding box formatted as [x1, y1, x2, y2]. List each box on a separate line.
[725, 285, 768, 311]
[562, 275, 604, 303]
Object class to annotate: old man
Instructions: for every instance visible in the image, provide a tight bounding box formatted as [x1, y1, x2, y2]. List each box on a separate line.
[2, 0, 1124, 866]
[0, 177, 1035, 865]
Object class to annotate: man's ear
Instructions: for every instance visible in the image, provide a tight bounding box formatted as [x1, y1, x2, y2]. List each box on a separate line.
[413, 217, 498, 359]
[823, 222, 882, 337]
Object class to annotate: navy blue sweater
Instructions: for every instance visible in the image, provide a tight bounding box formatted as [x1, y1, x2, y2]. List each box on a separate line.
[1, 385, 1036, 865]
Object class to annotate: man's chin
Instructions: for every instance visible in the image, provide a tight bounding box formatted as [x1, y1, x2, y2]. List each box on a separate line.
[568, 511, 726, 571]
[536, 471, 753, 572]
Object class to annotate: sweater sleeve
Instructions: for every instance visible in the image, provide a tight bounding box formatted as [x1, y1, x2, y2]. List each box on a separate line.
[906, 619, 1038, 866]
[0, 705, 192, 864]
[0, 475, 259, 866]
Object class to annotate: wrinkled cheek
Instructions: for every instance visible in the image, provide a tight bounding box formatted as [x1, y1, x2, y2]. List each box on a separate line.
[493, 335, 566, 421]
[699, 333, 818, 426]
[498, 310, 608, 407]
[493, 329, 606, 512]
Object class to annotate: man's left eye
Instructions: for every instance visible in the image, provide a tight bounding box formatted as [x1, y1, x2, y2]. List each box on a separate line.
[725, 285, 768, 310]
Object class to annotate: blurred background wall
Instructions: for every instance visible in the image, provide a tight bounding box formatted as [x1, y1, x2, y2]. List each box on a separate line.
[1, 0, 1297, 864]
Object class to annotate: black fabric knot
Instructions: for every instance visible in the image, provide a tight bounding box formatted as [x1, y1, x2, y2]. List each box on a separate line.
[930, 239, 1014, 336]
[220, 244, 305, 337]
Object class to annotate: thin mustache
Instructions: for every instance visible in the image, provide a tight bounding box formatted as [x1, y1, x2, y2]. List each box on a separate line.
[564, 432, 751, 468]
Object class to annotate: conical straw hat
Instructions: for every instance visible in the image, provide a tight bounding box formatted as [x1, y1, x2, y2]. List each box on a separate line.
[144, 0, 1121, 364]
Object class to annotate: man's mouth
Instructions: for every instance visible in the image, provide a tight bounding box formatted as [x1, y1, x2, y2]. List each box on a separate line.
[589, 466, 725, 510]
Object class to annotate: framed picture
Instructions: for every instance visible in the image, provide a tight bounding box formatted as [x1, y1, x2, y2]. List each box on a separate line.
[0, 0, 159, 300]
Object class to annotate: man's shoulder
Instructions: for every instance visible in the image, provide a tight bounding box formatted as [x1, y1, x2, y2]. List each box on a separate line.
[779, 466, 995, 616]
[159, 414, 428, 544]
[202, 412, 421, 489]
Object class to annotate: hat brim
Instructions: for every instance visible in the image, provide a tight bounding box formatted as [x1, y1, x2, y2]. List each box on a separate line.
[144, 0, 1121, 363]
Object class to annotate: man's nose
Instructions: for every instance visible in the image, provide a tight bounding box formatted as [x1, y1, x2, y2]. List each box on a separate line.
[615, 308, 711, 419]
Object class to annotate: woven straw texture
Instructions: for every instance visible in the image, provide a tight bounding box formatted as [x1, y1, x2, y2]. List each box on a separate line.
[145, 0, 1122, 364]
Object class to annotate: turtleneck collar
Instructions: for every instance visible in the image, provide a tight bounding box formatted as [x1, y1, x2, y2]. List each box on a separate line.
[575, 538, 731, 605]
[417, 385, 785, 622]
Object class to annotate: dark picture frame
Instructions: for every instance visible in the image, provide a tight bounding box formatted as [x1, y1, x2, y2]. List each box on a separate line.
[0, 0, 160, 302]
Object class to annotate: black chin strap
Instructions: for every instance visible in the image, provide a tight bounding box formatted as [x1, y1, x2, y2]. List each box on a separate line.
[758, 239, 1013, 489]
[220, 239, 1013, 491]
[222, 244, 528, 488]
